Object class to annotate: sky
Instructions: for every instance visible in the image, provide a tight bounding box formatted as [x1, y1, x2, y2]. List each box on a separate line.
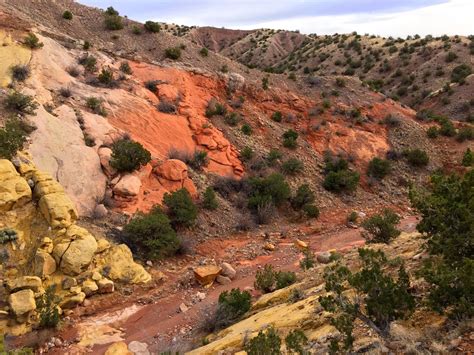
[80, 0, 474, 37]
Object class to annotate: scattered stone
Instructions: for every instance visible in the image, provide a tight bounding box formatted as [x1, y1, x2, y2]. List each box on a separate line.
[316, 251, 332, 264]
[179, 303, 189, 313]
[220, 262, 236, 279]
[294, 239, 308, 250]
[128, 341, 150, 355]
[98, 278, 114, 293]
[8, 289, 36, 317]
[196, 292, 206, 301]
[264, 243, 275, 251]
[193, 265, 221, 285]
[216, 275, 232, 285]
[82, 280, 98, 296]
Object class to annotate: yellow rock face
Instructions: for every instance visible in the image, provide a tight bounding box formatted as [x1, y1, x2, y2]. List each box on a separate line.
[0, 31, 31, 87]
[94, 244, 151, 284]
[105, 342, 132, 355]
[0, 160, 32, 212]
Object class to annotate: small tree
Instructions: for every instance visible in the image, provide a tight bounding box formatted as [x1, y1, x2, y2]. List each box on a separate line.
[144, 21, 160, 33]
[104, 15, 124, 30]
[163, 188, 198, 228]
[62, 10, 73, 20]
[404, 148, 429, 167]
[367, 157, 391, 179]
[123, 206, 179, 259]
[285, 329, 308, 355]
[281, 158, 303, 175]
[248, 173, 291, 210]
[4, 91, 38, 115]
[300, 249, 315, 270]
[215, 288, 251, 329]
[165, 47, 181, 60]
[291, 184, 315, 211]
[462, 148, 473, 166]
[361, 209, 401, 244]
[245, 327, 281, 355]
[110, 138, 151, 172]
[255, 265, 296, 293]
[319, 248, 415, 352]
[203, 187, 218, 210]
[37, 285, 61, 329]
[0, 118, 30, 159]
[282, 129, 298, 149]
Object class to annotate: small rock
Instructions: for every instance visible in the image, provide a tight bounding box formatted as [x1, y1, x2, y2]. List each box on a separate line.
[94, 204, 108, 219]
[264, 243, 275, 251]
[128, 341, 150, 355]
[216, 275, 232, 285]
[196, 292, 206, 301]
[8, 289, 36, 317]
[220, 262, 236, 279]
[179, 303, 188, 313]
[146, 260, 153, 267]
[82, 280, 98, 297]
[193, 265, 221, 285]
[317, 251, 332, 264]
[294, 239, 308, 250]
[98, 278, 114, 293]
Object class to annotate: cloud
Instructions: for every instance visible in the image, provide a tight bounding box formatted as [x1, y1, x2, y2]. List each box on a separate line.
[80, 0, 473, 36]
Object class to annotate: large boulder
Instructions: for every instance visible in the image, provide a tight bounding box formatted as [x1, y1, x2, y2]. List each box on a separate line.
[154, 159, 188, 181]
[52, 225, 98, 275]
[94, 244, 151, 284]
[98, 147, 117, 177]
[6, 276, 43, 294]
[194, 265, 222, 285]
[8, 289, 36, 317]
[0, 160, 32, 212]
[113, 174, 141, 197]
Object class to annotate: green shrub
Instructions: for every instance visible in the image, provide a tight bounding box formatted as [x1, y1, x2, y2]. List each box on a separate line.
[291, 184, 315, 210]
[163, 188, 198, 228]
[248, 173, 290, 210]
[462, 148, 473, 166]
[37, 285, 60, 329]
[245, 327, 281, 355]
[302, 204, 319, 218]
[271, 111, 282, 122]
[205, 100, 226, 117]
[275, 271, 296, 289]
[367, 157, 391, 179]
[85, 97, 107, 116]
[165, 47, 181, 60]
[224, 112, 240, 126]
[361, 209, 401, 244]
[110, 138, 151, 172]
[254, 264, 296, 293]
[132, 25, 142, 35]
[11, 64, 30, 81]
[240, 146, 254, 161]
[323, 170, 359, 193]
[105, 6, 119, 16]
[104, 15, 124, 30]
[438, 119, 456, 137]
[456, 126, 474, 142]
[285, 329, 308, 355]
[282, 129, 298, 149]
[445, 51, 457, 63]
[62, 10, 73, 20]
[119, 61, 132, 74]
[123, 206, 179, 259]
[300, 249, 315, 270]
[83, 40, 92, 50]
[215, 288, 251, 329]
[0, 118, 30, 159]
[78, 54, 97, 72]
[410, 171, 474, 317]
[347, 211, 358, 224]
[281, 158, 303, 175]
[4, 92, 38, 115]
[451, 64, 471, 83]
[188, 150, 209, 171]
[144, 21, 160, 33]
[266, 149, 282, 166]
[203, 187, 218, 210]
[319, 248, 414, 351]
[200, 47, 209, 57]
[97, 67, 115, 86]
[262, 76, 269, 90]
[241, 123, 252, 135]
[23, 33, 43, 49]
[426, 126, 439, 138]
[404, 148, 429, 167]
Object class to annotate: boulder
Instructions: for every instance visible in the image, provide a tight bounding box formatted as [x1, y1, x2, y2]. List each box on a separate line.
[194, 265, 221, 285]
[0, 159, 32, 212]
[113, 175, 141, 197]
[216, 275, 232, 285]
[316, 251, 332, 264]
[98, 278, 114, 293]
[82, 280, 98, 296]
[94, 204, 108, 219]
[220, 262, 236, 279]
[94, 244, 151, 284]
[33, 251, 57, 277]
[59, 291, 85, 309]
[52, 225, 98, 275]
[128, 341, 150, 355]
[105, 342, 132, 355]
[154, 159, 188, 181]
[7, 276, 43, 294]
[8, 289, 36, 317]
[294, 239, 308, 250]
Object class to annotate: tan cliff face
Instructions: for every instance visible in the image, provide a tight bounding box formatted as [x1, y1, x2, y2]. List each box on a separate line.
[0, 155, 150, 336]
